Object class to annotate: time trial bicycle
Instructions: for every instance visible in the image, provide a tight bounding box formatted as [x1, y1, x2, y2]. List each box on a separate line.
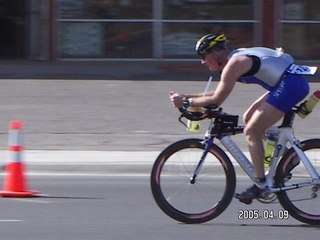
[150, 105, 320, 224]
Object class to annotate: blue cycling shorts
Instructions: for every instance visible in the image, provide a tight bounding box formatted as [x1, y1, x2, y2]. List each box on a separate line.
[266, 74, 309, 113]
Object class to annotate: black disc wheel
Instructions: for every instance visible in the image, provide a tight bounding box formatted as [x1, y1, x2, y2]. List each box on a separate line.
[150, 138, 236, 224]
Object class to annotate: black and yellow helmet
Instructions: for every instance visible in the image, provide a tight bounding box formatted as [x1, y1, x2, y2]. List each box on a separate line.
[195, 33, 227, 57]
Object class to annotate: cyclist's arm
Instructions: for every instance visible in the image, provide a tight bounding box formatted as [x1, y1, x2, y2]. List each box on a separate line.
[183, 91, 215, 98]
[169, 91, 215, 106]
[190, 56, 253, 107]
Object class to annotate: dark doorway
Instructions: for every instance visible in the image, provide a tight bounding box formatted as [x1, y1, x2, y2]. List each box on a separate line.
[0, 0, 26, 58]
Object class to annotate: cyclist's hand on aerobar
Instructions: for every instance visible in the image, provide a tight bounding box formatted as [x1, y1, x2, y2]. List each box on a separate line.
[169, 91, 184, 108]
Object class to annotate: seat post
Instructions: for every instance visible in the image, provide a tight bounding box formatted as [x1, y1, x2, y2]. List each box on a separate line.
[280, 111, 295, 128]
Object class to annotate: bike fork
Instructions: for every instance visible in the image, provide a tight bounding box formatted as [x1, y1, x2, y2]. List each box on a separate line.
[190, 137, 214, 184]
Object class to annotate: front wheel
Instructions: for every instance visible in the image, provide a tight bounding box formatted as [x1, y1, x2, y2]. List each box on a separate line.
[150, 138, 236, 224]
[275, 139, 320, 225]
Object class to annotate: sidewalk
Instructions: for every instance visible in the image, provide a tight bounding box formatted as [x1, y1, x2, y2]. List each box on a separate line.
[0, 150, 250, 175]
[21, 150, 159, 175]
[0, 59, 210, 81]
[0, 59, 319, 81]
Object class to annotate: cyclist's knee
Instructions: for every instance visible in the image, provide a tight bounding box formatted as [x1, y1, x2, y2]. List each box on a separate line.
[243, 106, 256, 124]
[244, 125, 264, 143]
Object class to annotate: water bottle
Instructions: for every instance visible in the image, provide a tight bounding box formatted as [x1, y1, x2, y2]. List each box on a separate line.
[186, 107, 203, 132]
[187, 119, 200, 132]
[264, 128, 278, 167]
[297, 90, 320, 118]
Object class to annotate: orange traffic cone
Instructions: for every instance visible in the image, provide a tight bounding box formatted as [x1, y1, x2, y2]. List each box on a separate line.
[0, 121, 40, 197]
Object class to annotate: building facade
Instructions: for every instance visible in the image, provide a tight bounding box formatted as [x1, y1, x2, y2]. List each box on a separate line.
[1, 0, 320, 61]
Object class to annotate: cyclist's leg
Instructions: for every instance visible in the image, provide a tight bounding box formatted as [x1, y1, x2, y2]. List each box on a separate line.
[244, 102, 284, 180]
[235, 102, 284, 204]
[237, 74, 309, 203]
[243, 92, 269, 124]
[244, 74, 309, 180]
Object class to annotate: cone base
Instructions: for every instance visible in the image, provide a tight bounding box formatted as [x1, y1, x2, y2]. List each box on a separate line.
[0, 190, 40, 197]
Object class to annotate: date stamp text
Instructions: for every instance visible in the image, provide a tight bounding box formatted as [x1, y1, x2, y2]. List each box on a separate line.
[238, 209, 289, 220]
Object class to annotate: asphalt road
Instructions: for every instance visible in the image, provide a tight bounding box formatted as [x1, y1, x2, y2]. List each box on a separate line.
[0, 175, 318, 240]
[0, 79, 318, 151]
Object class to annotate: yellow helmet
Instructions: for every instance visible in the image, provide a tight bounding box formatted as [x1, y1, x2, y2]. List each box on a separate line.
[195, 33, 227, 57]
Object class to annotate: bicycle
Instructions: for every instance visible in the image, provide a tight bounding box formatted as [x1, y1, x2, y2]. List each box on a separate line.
[150, 105, 320, 225]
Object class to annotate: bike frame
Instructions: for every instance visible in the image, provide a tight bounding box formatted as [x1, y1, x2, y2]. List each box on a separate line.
[200, 124, 320, 193]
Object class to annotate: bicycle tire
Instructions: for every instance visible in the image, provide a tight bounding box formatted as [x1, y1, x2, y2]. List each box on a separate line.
[150, 138, 236, 224]
[275, 138, 320, 225]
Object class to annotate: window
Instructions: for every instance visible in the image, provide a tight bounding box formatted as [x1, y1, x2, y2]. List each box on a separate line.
[163, 0, 254, 20]
[162, 0, 255, 58]
[58, 0, 152, 19]
[58, 0, 152, 58]
[57, 0, 256, 59]
[280, 0, 320, 59]
[59, 22, 152, 58]
[163, 23, 254, 58]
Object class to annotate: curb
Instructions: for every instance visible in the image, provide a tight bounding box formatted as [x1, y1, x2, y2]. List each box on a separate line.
[0, 151, 158, 175]
[0, 150, 318, 175]
[0, 150, 257, 176]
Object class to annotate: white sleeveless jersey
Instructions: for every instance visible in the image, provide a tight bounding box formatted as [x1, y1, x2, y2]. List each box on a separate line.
[230, 47, 294, 89]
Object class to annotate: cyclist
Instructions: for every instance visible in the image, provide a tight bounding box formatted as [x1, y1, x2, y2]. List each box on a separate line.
[169, 33, 310, 204]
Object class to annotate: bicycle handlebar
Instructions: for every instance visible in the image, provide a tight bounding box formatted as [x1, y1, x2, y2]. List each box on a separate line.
[178, 106, 241, 134]
[178, 105, 230, 121]
[178, 107, 208, 121]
